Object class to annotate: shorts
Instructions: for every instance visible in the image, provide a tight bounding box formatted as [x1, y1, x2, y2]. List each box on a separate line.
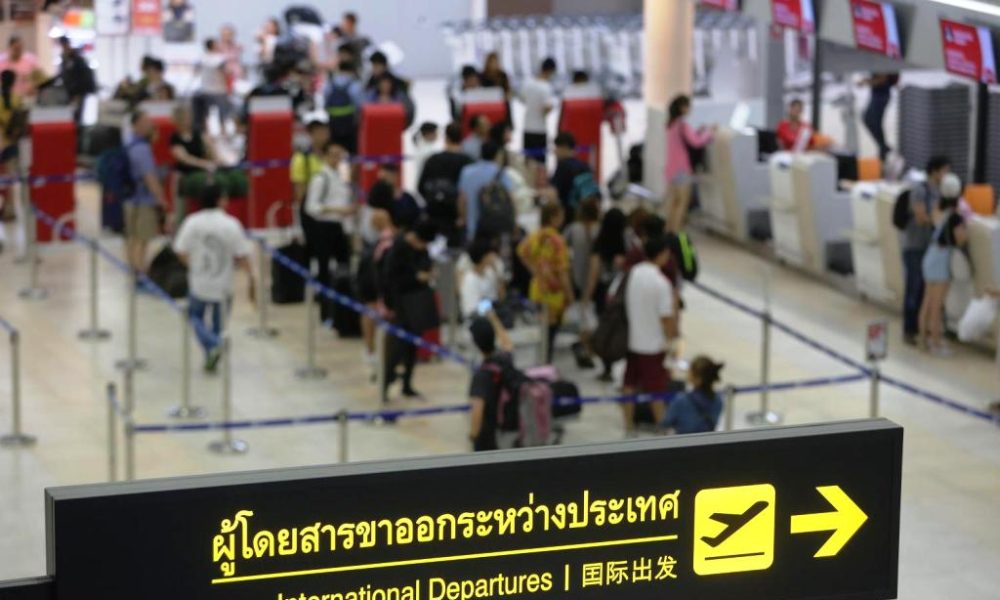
[124, 203, 159, 242]
[922, 246, 951, 283]
[669, 172, 692, 188]
[623, 351, 669, 393]
[523, 132, 547, 161]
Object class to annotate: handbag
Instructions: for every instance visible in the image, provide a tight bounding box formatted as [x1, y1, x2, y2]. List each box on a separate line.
[958, 296, 999, 342]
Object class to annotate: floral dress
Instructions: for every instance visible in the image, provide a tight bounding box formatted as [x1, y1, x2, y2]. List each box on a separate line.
[518, 226, 570, 324]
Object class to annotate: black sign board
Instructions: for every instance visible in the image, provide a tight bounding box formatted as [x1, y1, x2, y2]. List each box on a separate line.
[0, 577, 54, 600]
[45, 420, 902, 600]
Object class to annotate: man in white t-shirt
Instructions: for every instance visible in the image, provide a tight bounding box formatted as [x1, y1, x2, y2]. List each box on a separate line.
[304, 142, 356, 288]
[519, 57, 557, 163]
[194, 38, 232, 132]
[622, 235, 678, 434]
[173, 184, 254, 372]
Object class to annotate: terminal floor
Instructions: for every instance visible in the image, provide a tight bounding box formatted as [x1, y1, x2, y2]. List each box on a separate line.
[0, 196, 998, 596]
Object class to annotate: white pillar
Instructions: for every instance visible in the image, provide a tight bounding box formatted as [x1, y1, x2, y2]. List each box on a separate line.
[642, 0, 696, 196]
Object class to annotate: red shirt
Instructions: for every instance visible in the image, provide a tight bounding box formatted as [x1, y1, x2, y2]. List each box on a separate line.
[776, 119, 813, 151]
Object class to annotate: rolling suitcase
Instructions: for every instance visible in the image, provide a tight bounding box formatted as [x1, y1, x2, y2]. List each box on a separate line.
[327, 270, 362, 338]
[271, 240, 307, 304]
[550, 379, 582, 419]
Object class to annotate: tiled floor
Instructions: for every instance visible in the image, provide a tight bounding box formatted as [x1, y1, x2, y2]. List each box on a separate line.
[0, 85, 997, 597]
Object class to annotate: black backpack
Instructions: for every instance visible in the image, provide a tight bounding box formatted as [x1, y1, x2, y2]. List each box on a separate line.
[325, 79, 357, 139]
[273, 33, 311, 70]
[477, 170, 515, 237]
[423, 178, 459, 220]
[893, 182, 929, 231]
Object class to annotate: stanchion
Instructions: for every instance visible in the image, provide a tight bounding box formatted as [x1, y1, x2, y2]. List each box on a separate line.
[868, 361, 881, 418]
[17, 202, 46, 300]
[78, 239, 111, 341]
[115, 271, 147, 371]
[107, 382, 118, 482]
[723, 385, 736, 432]
[444, 258, 459, 349]
[747, 270, 781, 426]
[124, 414, 135, 481]
[122, 363, 135, 416]
[168, 311, 204, 419]
[537, 304, 550, 365]
[374, 327, 386, 392]
[295, 284, 327, 379]
[0, 330, 36, 447]
[247, 242, 278, 338]
[338, 409, 349, 463]
[208, 336, 248, 454]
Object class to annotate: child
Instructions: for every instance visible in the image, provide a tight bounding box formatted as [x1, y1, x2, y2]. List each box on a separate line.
[662, 356, 724, 434]
[919, 174, 969, 356]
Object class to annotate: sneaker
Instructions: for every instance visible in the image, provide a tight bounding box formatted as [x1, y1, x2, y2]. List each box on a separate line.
[572, 342, 596, 369]
[204, 348, 222, 373]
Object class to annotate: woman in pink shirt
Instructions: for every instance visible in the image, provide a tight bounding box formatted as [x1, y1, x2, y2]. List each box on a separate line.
[665, 94, 714, 232]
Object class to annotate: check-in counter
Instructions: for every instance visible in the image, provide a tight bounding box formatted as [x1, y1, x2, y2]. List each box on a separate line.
[769, 152, 853, 276]
[967, 215, 1000, 351]
[850, 182, 906, 304]
[700, 127, 770, 241]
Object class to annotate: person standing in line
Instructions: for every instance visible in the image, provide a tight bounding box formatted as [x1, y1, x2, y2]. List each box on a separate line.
[901, 156, 950, 346]
[861, 72, 899, 163]
[662, 356, 724, 435]
[457, 140, 512, 242]
[420, 122, 473, 245]
[563, 197, 601, 369]
[622, 235, 678, 436]
[290, 118, 329, 262]
[411, 122, 439, 186]
[57, 36, 96, 125]
[664, 94, 714, 232]
[324, 58, 364, 156]
[173, 184, 255, 373]
[462, 113, 492, 161]
[356, 207, 397, 378]
[518, 202, 575, 363]
[467, 312, 515, 452]
[520, 57, 556, 174]
[123, 111, 167, 273]
[193, 38, 232, 133]
[919, 174, 968, 356]
[586, 207, 628, 382]
[218, 24, 244, 92]
[549, 132, 592, 222]
[303, 142, 356, 289]
[256, 17, 281, 65]
[381, 221, 439, 403]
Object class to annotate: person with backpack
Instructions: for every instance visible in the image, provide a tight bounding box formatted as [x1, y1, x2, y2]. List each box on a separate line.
[457, 140, 513, 242]
[467, 312, 515, 451]
[57, 36, 96, 125]
[919, 174, 968, 357]
[662, 356, 724, 435]
[304, 142, 356, 290]
[550, 132, 594, 223]
[420, 123, 473, 247]
[123, 110, 167, 273]
[518, 202, 575, 363]
[899, 156, 951, 346]
[622, 235, 678, 436]
[324, 59, 364, 155]
[173, 184, 255, 373]
[586, 208, 629, 381]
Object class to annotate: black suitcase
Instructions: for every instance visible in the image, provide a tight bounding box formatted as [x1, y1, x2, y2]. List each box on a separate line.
[550, 380, 582, 419]
[324, 271, 362, 338]
[271, 241, 308, 304]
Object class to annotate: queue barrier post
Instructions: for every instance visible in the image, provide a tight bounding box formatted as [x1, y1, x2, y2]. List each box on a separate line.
[747, 271, 781, 426]
[0, 329, 36, 448]
[124, 413, 135, 482]
[115, 271, 147, 371]
[107, 382, 118, 482]
[208, 335, 248, 454]
[295, 283, 327, 380]
[248, 240, 278, 339]
[122, 361, 135, 416]
[374, 327, 386, 394]
[168, 310, 204, 419]
[537, 303, 550, 365]
[869, 361, 881, 418]
[723, 385, 736, 432]
[445, 258, 459, 349]
[78, 238, 111, 341]
[17, 202, 47, 301]
[338, 409, 349, 463]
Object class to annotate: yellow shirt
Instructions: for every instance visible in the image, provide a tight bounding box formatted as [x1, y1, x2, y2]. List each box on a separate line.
[289, 151, 324, 185]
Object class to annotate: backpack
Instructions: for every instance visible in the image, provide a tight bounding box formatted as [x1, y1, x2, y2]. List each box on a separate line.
[423, 177, 459, 221]
[147, 246, 188, 298]
[667, 231, 699, 282]
[568, 170, 600, 211]
[893, 182, 929, 231]
[325, 79, 357, 139]
[477, 170, 515, 237]
[96, 140, 140, 201]
[486, 362, 553, 448]
[284, 5, 324, 26]
[591, 270, 630, 364]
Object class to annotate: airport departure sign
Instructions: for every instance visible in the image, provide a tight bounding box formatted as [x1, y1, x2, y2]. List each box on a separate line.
[45, 420, 902, 600]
